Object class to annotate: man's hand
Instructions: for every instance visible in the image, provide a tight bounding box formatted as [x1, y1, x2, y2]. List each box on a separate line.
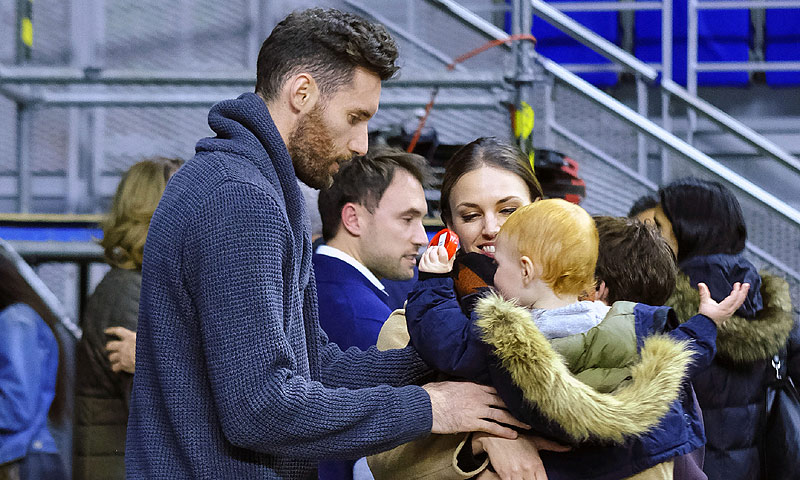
[418, 246, 454, 274]
[422, 381, 529, 439]
[105, 326, 137, 374]
[472, 433, 570, 480]
[698, 281, 750, 327]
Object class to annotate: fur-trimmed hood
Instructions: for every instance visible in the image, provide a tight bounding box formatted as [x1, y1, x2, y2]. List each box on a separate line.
[668, 272, 794, 363]
[475, 293, 693, 444]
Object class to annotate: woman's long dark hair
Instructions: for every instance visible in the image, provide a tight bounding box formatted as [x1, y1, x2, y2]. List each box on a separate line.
[658, 177, 747, 263]
[440, 137, 543, 227]
[0, 257, 67, 421]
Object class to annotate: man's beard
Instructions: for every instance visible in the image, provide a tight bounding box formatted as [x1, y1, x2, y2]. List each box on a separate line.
[288, 105, 350, 190]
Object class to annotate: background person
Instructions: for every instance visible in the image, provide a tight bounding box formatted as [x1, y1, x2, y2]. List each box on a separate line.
[657, 177, 799, 480]
[72, 157, 182, 480]
[0, 255, 68, 479]
[314, 147, 430, 479]
[315, 147, 430, 351]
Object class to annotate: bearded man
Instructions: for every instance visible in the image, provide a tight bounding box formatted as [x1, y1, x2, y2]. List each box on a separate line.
[125, 8, 526, 480]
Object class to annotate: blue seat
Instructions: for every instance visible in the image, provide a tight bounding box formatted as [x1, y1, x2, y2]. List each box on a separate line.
[505, 0, 620, 86]
[635, 0, 749, 86]
[765, 9, 800, 85]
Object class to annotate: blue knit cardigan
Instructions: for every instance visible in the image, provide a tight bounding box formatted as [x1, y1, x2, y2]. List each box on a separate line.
[125, 93, 433, 479]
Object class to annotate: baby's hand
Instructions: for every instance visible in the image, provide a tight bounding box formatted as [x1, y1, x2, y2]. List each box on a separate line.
[418, 245, 455, 274]
[698, 282, 750, 327]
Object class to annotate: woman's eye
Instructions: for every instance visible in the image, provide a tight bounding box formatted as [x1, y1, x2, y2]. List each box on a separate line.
[461, 214, 479, 223]
[500, 207, 518, 215]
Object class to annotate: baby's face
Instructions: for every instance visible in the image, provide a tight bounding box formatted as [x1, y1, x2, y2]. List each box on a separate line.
[492, 237, 528, 303]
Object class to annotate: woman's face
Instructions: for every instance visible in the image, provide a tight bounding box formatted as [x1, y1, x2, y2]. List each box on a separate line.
[446, 165, 533, 258]
[651, 205, 679, 257]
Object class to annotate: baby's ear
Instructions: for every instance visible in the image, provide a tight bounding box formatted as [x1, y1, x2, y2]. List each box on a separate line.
[519, 255, 534, 283]
[595, 280, 610, 304]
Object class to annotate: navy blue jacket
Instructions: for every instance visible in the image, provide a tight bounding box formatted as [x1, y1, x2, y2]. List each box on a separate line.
[313, 253, 394, 352]
[407, 276, 717, 480]
[313, 253, 396, 480]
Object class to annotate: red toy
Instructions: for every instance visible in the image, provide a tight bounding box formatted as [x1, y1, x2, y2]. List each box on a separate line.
[429, 228, 460, 259]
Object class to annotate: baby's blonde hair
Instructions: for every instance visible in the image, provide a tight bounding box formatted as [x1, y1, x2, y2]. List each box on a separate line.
[499, 199, 598, 296]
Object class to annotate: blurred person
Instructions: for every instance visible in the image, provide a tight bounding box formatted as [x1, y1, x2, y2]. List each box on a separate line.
[658, 178, 799, 480]
[125, 10, 526, 480]
[0, 252, 68, 479]
[72, 157, 182, 480]
[408, 199, 748, 480]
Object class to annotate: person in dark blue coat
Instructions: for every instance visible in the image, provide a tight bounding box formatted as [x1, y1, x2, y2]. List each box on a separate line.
[314, 148, 430, 479]
[656, 177, 800, 480]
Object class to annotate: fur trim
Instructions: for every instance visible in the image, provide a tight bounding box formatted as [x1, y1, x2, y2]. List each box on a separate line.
[669, 273, 794, 363]
[475, 293, 692, 444]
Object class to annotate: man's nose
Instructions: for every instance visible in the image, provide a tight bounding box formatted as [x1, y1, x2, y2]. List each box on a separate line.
[411, 220, 429, 247]
[348, 125, 369, 156]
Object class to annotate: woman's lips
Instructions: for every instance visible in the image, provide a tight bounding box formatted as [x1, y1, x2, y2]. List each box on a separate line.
[478, 244, 496, 258]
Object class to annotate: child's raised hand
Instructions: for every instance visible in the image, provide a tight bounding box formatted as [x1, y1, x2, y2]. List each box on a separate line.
[418, 245, 455, 274]
[698, 282, 750, 327]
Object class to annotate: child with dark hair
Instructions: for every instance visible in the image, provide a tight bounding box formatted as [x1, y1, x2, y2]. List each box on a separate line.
[408, 199, 750, 480]
[592, 216, 677, 307]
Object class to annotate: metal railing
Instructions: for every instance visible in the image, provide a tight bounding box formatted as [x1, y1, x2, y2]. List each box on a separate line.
[428, 0, 800, 295]
[431, 0, 800, 179]
[686, 0, 800, 143]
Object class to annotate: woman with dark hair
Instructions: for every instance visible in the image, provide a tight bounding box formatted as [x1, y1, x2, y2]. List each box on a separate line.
[73, 157, 182, 480]
[657, 177, 799, 480]
[368, 137, 562, 479]
[0, 249, 68, 479]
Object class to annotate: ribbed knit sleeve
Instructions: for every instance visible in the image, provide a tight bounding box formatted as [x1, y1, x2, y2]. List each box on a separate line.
[184, 180, 432, 459]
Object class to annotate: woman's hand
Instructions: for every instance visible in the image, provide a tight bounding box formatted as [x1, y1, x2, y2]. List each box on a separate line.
[418, 245, 455, 274]
[472, 433, 570, 480]
[698, 281, 750, 326]
[105, 326, 136, 374]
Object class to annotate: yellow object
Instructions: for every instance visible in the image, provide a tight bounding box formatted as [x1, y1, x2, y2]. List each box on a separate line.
[514, 101, 535, 139]
[21, 18, 33, 47]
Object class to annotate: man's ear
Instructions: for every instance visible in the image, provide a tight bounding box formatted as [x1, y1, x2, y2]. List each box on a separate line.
[286, 73, 320, 114]
[340, 203, 363, 237]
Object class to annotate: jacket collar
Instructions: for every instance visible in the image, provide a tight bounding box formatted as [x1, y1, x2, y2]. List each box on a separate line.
[668, 272, 794, 363]
[196, 93, 312, 288]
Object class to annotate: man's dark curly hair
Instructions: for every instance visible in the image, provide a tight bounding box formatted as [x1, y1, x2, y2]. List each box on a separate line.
[255, 8, 399, 101]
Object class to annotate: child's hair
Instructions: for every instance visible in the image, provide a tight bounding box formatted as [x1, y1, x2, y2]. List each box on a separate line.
[499, 199, 598, 296]
[593, 216, 677, 306]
